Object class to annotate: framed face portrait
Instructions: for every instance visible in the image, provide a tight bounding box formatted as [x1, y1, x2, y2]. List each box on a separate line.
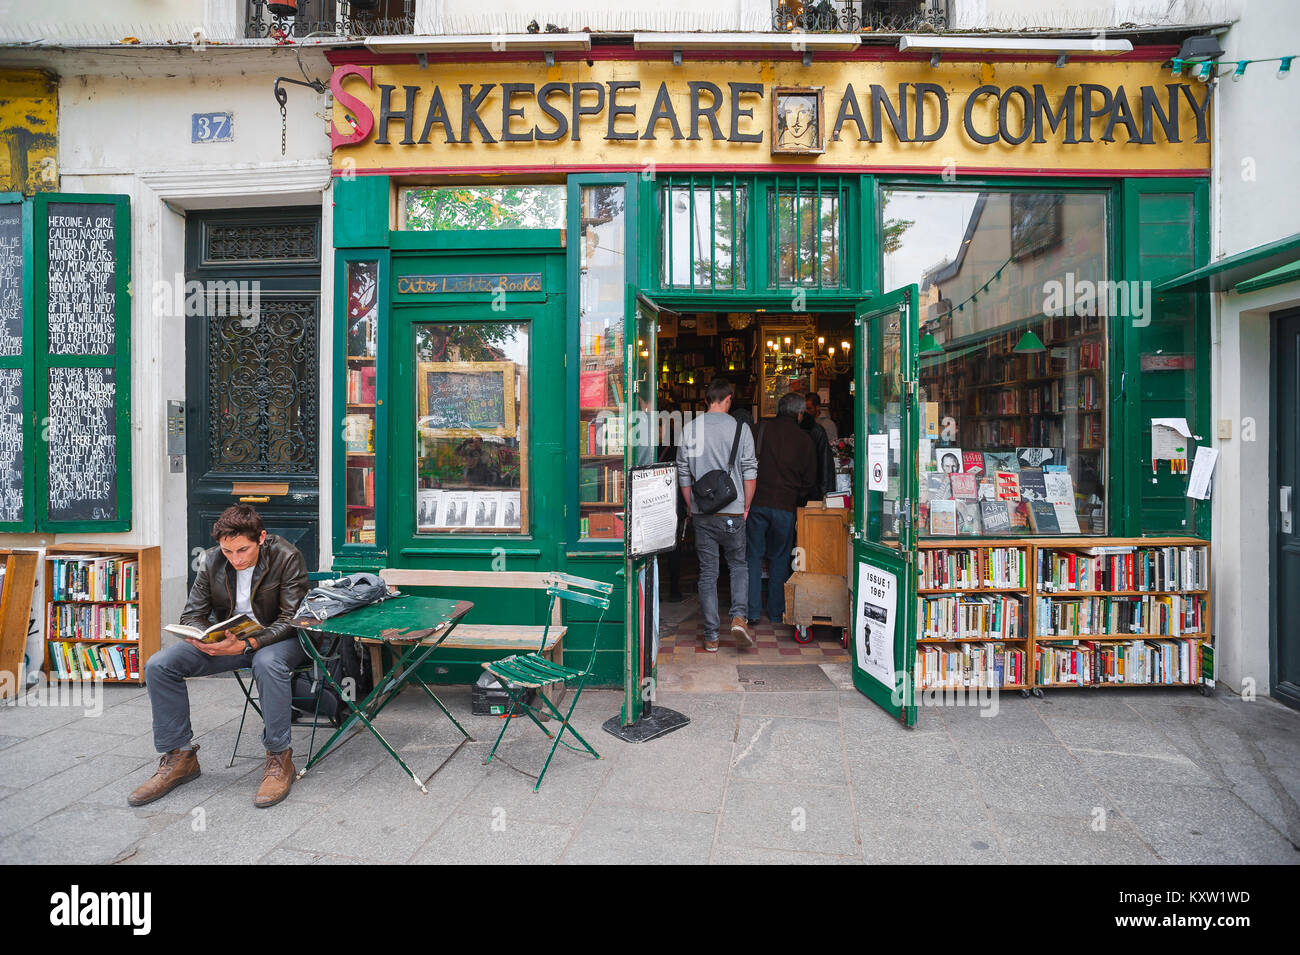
[772, 87, 825, 156]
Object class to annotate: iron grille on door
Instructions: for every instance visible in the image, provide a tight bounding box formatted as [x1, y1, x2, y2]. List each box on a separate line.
[771, 176, 851, 289]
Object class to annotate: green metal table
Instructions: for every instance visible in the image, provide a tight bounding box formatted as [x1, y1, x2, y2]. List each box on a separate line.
[294, 595, 475, 793]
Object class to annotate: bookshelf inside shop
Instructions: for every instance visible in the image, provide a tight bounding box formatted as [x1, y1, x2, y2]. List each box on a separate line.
[578, 365, 626, 540]
[43, 544, 160, 685]
[343, 259, 380, 546]
[913, 537, 1212, 696]
[918, 313, 1105, 537]
[0, 550, 39, 700]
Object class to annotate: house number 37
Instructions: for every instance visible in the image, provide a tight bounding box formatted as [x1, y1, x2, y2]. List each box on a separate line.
[192, 112, 234, 143]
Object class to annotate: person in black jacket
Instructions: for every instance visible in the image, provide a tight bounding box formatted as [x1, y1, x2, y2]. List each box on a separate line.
[128, 505, 308, 810]
[800, 399, 837, 500]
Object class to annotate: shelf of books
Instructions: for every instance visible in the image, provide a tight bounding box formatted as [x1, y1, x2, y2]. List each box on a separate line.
[1030, 538, 1212, 690]
[343, 258, 380, 546]
[43, 544, 161, 684]
[578, 365, 626, 541]
[915, 542, 1032, 692]
[918, 313, 1105, 539]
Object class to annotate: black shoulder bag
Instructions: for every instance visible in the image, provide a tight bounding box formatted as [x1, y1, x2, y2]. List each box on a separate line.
[691, 420, 743, 514]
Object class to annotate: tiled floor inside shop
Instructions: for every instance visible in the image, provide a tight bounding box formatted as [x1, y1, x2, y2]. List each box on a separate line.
[2, 596, 1298, 864]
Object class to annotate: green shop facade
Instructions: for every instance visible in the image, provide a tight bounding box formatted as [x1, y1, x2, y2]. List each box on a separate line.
[324, 44, 1215, 726]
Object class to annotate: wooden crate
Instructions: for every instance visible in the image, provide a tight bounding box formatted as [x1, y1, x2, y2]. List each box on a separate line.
[795, 505, 850, 577]
[783, 572, 850, 629]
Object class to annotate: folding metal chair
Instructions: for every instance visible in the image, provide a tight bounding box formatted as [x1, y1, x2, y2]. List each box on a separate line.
[229, 570, 343, 767]
[481, 573, 613, 792]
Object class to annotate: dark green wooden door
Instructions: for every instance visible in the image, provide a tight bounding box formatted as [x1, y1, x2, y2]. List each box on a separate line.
[184, 208, 322, 576]
[850, 287, 919, 725]
[1273, 308, 1300, 711]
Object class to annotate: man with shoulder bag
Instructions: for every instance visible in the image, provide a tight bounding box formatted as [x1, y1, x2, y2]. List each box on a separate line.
[676, 379, 758, 652]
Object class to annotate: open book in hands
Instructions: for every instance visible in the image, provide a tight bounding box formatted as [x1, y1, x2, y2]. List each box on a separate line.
[164, 612, 262, 644]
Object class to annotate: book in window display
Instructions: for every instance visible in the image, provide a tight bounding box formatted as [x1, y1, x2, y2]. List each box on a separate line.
[472, 491, 501, 529]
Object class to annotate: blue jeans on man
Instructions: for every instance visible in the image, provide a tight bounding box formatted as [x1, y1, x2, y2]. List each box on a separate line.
[145, 637, 308, 754]
[693, 512, 748, 641]
[746, 505, 797, 622]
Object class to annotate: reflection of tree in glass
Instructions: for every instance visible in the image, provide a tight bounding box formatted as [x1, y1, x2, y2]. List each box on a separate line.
[416, 323, 520, 362]
[673, 188, 744, 288]
[778, 193, 841, 285]
[881, 192, 914, 256]
[406, 186, 565, 231]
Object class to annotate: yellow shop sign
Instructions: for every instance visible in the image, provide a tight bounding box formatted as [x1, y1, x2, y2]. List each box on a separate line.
[329, 56, 1211, 176]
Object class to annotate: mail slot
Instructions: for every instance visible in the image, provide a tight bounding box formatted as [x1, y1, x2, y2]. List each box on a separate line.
[231, 482, 289, 497]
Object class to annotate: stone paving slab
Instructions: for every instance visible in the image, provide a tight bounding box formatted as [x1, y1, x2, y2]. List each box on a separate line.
[1, 680, 1298, 865]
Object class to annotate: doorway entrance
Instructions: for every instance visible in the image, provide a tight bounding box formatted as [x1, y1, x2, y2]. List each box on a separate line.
[651, 309, 856, 688]
[183, 207, 323, 578]
[1271, 307, 1300, 710]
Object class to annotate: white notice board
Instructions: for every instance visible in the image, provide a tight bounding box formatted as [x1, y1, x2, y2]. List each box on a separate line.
[627, 463, 680, 558]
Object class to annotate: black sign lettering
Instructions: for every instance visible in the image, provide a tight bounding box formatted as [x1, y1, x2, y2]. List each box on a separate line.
[47, 365, 117, 522]
[45, 202, 116, 357]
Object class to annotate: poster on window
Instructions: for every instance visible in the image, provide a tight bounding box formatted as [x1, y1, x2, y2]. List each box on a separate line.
[854, 561, 897, 691]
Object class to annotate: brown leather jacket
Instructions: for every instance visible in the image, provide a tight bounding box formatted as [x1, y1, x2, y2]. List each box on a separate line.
[179, 534, 308, 649]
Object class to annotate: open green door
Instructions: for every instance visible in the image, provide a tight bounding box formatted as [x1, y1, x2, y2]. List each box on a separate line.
[620, 289, 660, 725]
[850, 286, 919, 726]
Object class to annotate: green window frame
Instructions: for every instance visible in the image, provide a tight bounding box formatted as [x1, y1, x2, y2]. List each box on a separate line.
[770, 175, 853, 290]
[0, 193, 132, 533]
[657, 174, 749, 292]
[567, 172, 639, 551]
[334, 248, 390, 556]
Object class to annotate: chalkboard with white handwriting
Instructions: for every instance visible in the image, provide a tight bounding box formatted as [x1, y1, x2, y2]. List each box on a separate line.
[47, 365, 117, 522]
[0, 204, 22, 357]
[45, 202, 117, 356]
[0, 368, 22, 523]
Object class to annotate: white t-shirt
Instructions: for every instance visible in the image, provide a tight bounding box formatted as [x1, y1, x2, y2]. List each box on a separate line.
[234, 566, 255, 616]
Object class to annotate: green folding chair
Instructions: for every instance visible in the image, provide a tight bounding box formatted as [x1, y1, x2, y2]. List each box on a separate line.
[482, 573, 613, 792]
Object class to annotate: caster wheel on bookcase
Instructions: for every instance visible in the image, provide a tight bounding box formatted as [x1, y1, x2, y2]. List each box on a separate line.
[1199, 683, 1214, 697]
[840, 628, 849, 649]
[1031, 688, 1045, 699]
[1019, 689, 1030, 699]
[794, 626, 812, 645]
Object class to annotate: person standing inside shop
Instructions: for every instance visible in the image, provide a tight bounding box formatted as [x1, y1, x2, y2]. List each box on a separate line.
[807, 392, 838, 443]
[801, 397, 837, 500]
[127, 505, 309, 810]
[748, 392, 817, 626]
[677, 379, 758, 651]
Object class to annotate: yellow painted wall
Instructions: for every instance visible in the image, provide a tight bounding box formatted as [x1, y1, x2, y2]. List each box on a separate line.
[0, 69, 57, 194]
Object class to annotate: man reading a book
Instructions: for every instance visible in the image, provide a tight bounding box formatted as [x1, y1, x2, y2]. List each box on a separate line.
[128, 505, 309, 809]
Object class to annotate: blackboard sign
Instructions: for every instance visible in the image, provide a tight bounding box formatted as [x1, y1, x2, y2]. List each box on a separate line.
[0, 204, 22, 357]
[0, 368, 22, 523]
[417, 361, 516, 435]
[46, 202, 116, 356]
[47, 365, 117, 522]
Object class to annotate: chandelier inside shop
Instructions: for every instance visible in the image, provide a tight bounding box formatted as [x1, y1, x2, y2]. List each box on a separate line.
[246, 0, 414, 39]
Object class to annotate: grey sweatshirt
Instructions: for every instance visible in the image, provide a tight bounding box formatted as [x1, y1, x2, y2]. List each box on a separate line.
[676, 411, 758, 515]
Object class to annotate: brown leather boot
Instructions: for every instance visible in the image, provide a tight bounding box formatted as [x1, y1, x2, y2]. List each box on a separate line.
[127, 745, 201, 807]
[254, 749, 294, 808]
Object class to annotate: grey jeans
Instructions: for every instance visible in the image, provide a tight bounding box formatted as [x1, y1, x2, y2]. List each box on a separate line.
[144, 636, 308, 754]
[693, 512, 749, 639]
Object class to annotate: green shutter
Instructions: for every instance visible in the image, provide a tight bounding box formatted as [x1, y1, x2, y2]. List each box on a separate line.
[333, 176, 392, 248]
[1119, 178, 1210, 538]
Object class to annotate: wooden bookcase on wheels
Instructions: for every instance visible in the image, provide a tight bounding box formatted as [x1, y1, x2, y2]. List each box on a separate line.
[914, 537, 1212, 697]
[43, 543, 161, 685]
[1029, 537, 1212, 695]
